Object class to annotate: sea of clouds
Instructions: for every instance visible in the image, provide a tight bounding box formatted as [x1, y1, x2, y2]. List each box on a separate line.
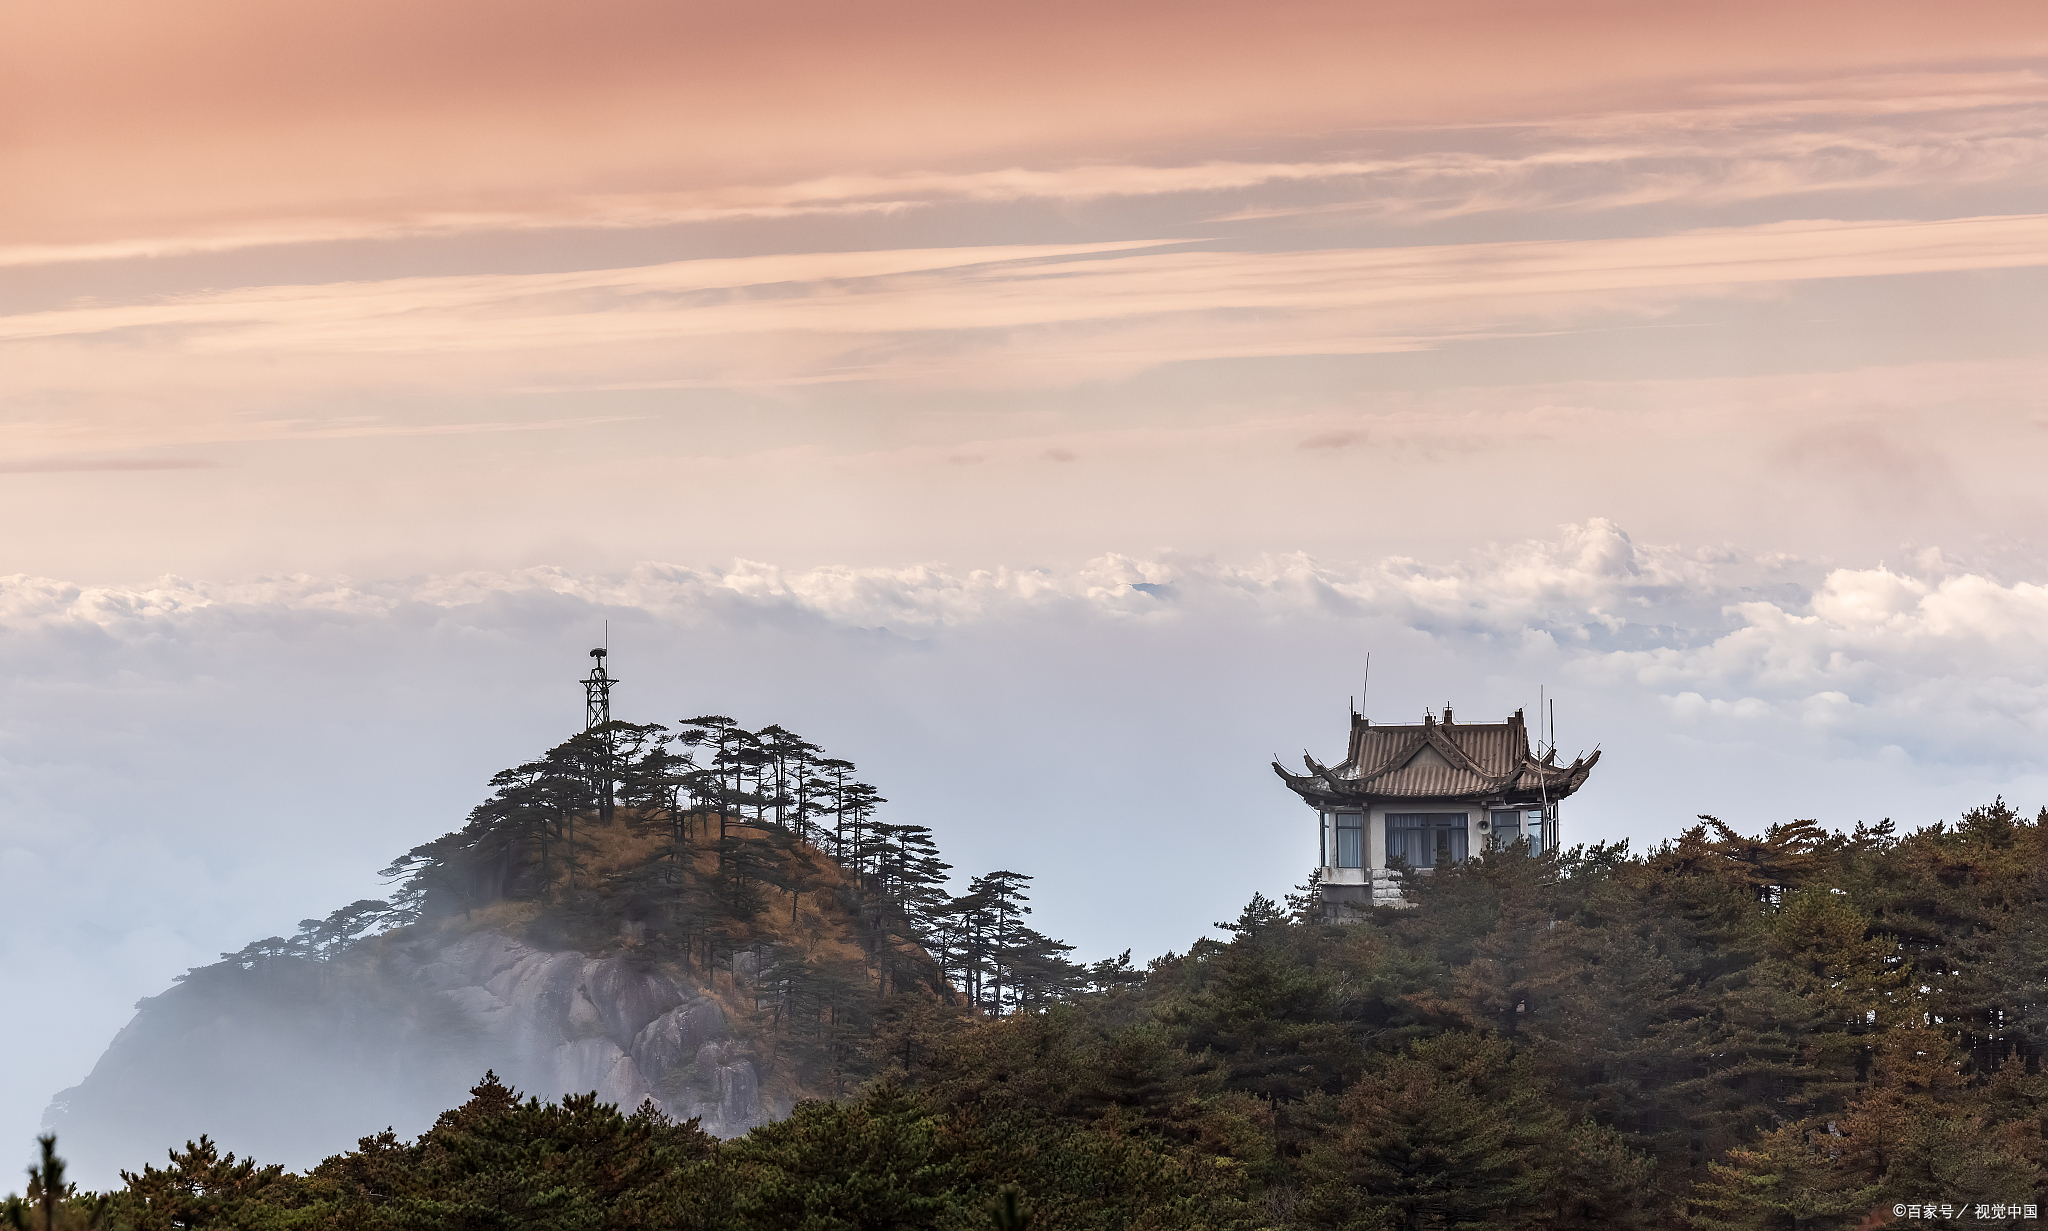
[5, 518, 2046, 1174]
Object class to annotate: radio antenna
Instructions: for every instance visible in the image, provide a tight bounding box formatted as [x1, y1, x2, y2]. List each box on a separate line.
[579, 635, 623, 850]
[584, 645, 616, 732]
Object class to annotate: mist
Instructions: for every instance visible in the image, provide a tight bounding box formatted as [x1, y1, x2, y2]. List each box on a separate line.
[6, 522, 2044, 1182]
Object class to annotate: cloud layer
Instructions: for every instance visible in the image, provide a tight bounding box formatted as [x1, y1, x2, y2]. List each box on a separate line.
[7, 525, 2047, 1178]
[9, 0, 2048, 1182]
[7, 520, 2044, 768]
[10, 215, 2048, 469]
[7, 0, 2045, 252]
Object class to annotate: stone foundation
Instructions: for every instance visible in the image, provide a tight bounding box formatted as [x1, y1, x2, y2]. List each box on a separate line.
[1319, 870, 1412, 920]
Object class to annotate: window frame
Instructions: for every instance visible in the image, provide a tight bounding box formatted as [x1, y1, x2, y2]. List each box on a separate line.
[1329, 811, 1364, 868]
[1386, 812, 1469, 866]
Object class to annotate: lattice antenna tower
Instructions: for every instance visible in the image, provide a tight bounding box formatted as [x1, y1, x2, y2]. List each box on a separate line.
[584, 624, 618, 732]
[583, 627, 619, 824]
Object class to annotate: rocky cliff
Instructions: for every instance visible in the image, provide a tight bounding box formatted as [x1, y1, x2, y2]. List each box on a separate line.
[45, 735, 953, 1187]
[44, 919, 784, 1179]
[414, 928, 771, 1134]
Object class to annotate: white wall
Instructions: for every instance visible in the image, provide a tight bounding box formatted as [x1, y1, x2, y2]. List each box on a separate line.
[1316, 802, 1570, 874]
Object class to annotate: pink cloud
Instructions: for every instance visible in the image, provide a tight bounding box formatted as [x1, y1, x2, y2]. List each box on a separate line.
[6, 0, 2044, 252]
[0, 459, 217, 473]
[8, 215, 2045, 378]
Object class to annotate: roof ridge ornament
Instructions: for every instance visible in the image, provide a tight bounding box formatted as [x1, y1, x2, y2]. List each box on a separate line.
[1422, 716, 1487, 774]
[1275, 701, 1599, 808]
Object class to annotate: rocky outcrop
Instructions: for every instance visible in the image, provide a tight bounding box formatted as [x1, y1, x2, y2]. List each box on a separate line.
[401, 930, 766, 1136]
[44, 927, 774, 1181]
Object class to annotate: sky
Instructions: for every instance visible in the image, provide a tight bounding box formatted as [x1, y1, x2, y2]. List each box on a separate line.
[6, 0, 2048, 1176]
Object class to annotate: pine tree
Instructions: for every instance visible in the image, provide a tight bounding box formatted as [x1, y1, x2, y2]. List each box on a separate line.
[1688, 1120, 1878, 1231]
[296, 1070, 726, 1229]
[1084, 950, 1146, 996]
[723, 1083, 967, 1230]
[1159, 892, 1358, 1102]
[677, 715, 742, 848]
[967, 870, 1036, 1014]
[1297, 1033, 1563, 1231]
[816, 758, 855, 861]
[115, 1134, 296, 1230]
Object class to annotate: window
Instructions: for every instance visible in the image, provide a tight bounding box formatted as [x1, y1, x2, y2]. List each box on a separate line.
[1388, 813, 1468, 865]
[1489, 809, 1522, 849]
[1332, 812, 1363, 868]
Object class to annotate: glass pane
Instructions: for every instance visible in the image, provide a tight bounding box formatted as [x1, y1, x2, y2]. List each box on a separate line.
[1336, 826, 1364, 868]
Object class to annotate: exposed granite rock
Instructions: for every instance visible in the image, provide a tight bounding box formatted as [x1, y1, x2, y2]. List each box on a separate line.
[44, 927, 767, 1180]
[395, 930, 762, 1136]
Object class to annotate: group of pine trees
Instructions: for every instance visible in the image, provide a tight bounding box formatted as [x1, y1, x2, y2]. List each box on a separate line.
[393, 717, 1089, 1010]
[215, 716, 1103, 1097]
[17, 713, 2048, 1228]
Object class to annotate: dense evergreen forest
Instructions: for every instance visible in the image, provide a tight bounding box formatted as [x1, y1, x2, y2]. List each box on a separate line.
[13, 715, 2048, 1230]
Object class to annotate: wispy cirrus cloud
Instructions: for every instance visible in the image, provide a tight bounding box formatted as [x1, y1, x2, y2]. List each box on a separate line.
[7, 70, 2043, 268]
[12, 0, 2048, 1188]
[0, 459, 217, 474]
[0, 239, 1192, 347]
[1215, 71, 2048, 223]
[7, 215, 2047, 389]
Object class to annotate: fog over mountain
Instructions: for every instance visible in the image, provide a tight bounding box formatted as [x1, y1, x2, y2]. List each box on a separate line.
[8, 522, 2048, 1180]
[8, 0, 2048, 1189]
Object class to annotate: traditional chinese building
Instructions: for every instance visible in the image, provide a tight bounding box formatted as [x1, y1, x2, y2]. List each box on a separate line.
[1273, 706, 1598, 917]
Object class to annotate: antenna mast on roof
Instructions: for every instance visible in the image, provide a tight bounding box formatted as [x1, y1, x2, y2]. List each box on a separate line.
[1361, 652, 1371, 716]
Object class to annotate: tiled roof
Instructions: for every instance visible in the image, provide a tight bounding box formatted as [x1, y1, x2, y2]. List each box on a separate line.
[1274, 707, 1597, 807]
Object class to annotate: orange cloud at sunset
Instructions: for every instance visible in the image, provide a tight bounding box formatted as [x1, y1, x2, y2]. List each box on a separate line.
[10, 1, 2048, 1175]
[5, 0, 2046, 583]
[5, 0, 2045, 254]
[8, 214, 2048, 416]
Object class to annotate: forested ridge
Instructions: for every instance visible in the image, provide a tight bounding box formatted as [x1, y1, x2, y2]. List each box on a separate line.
[232, 717, 1098, 1026]
[14, 715, 2048, 1230]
